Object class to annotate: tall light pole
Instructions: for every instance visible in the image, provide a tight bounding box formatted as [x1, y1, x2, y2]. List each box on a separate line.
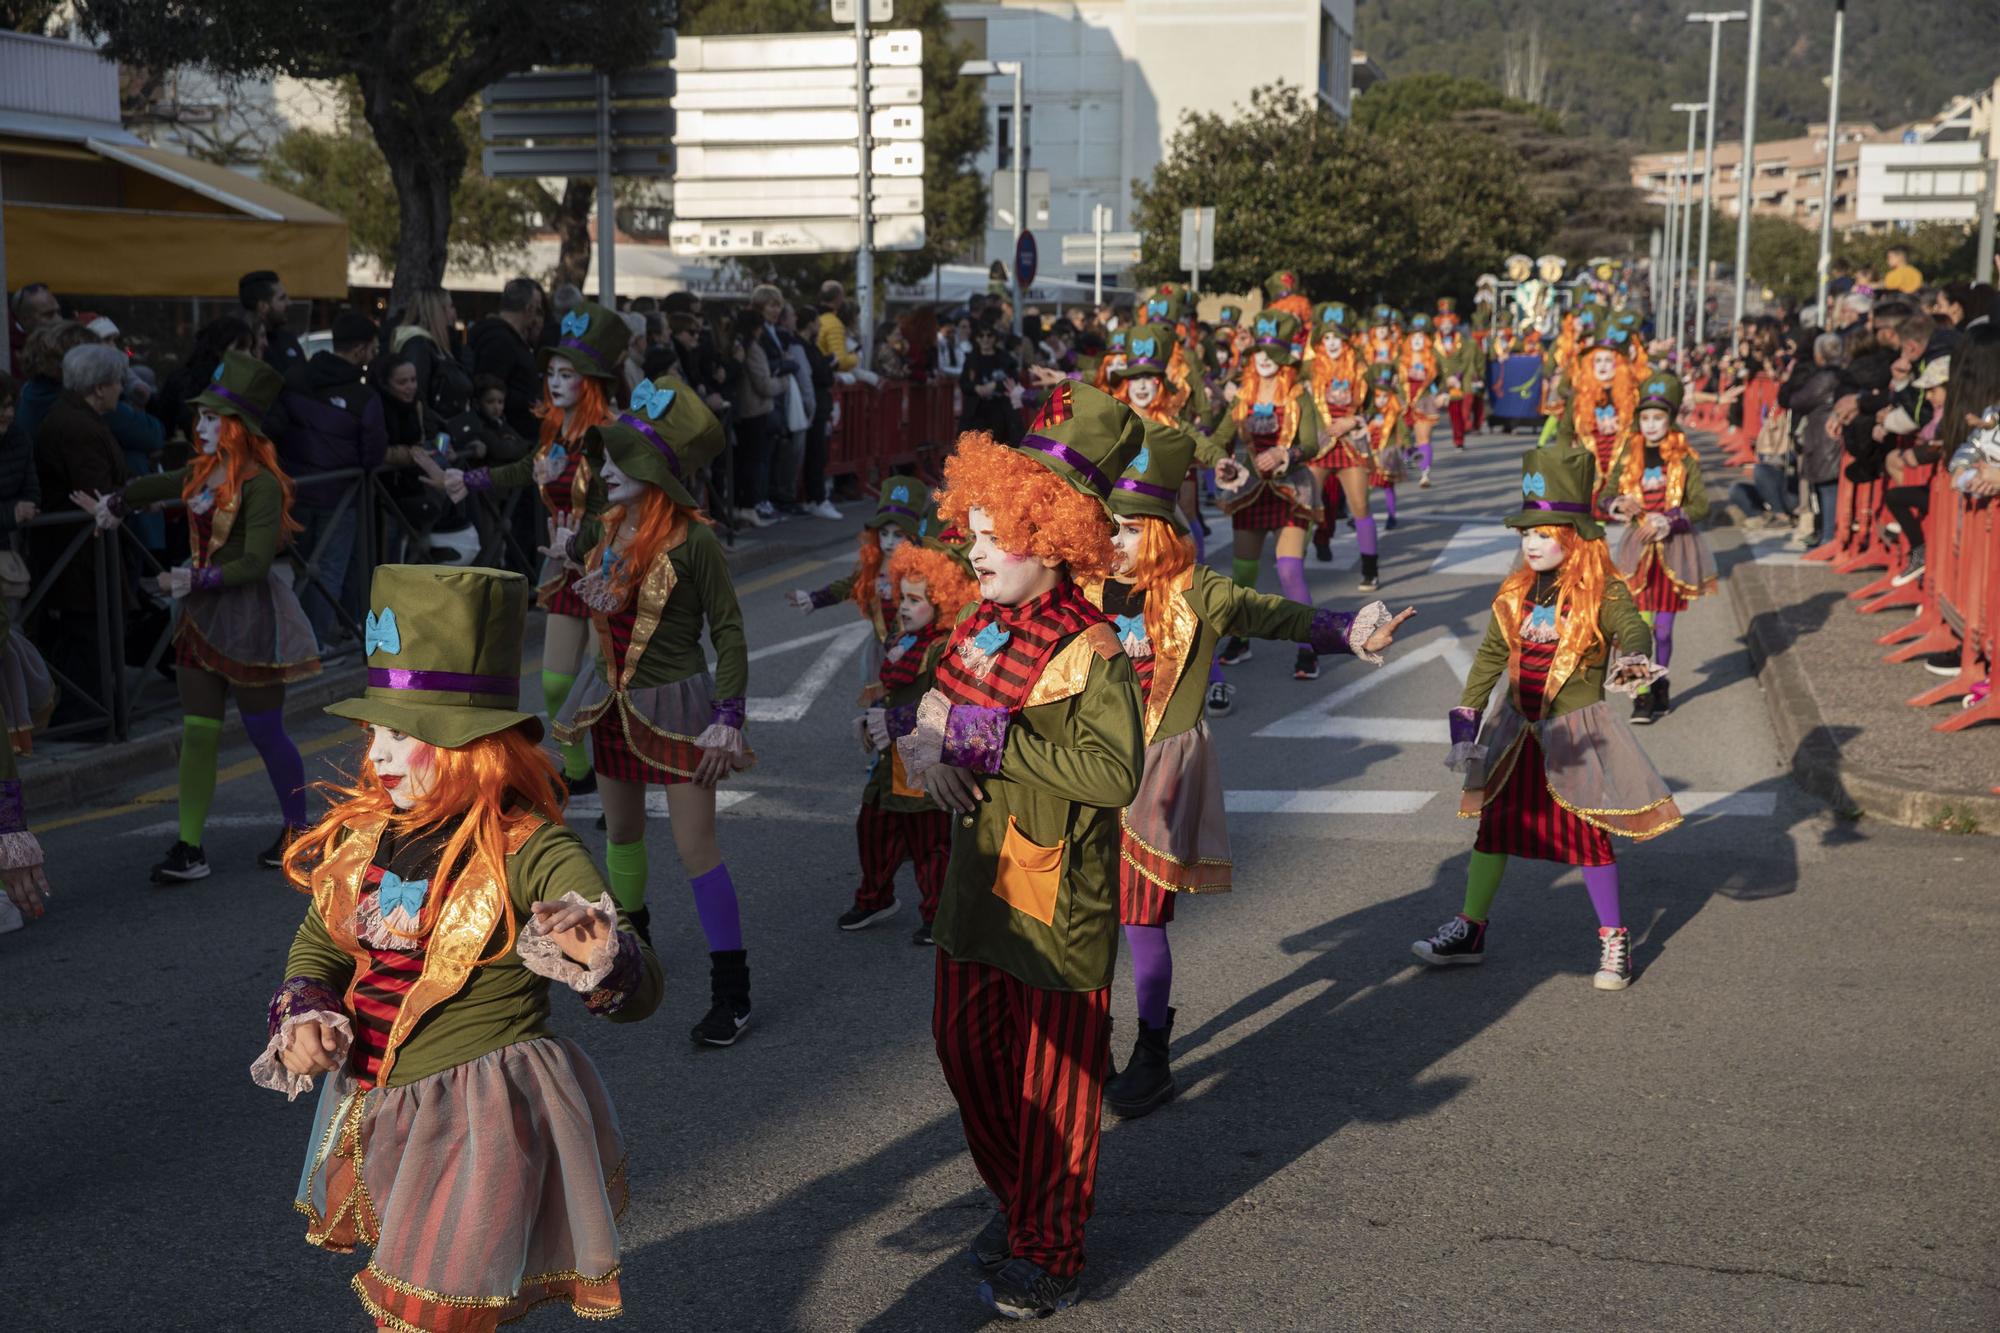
[854, 0, 874, 370]
[1813, 0, 1846, 328]
[1673, 102, 1707, 352]
[1732, 0, 1765, 328]
[1687, 11, 1746, 350]
[960, 58, 1026, 341]
[1663, 171, 1680, 343]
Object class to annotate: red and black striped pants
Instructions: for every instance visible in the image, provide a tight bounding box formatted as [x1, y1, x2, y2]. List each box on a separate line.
[854, 802, 950, 922]
[1448, 396, 1474, 447]
[933, 952, 1112, 1279]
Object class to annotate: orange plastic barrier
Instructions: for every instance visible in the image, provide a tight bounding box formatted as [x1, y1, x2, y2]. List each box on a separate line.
[1874, 464, 1999, 732]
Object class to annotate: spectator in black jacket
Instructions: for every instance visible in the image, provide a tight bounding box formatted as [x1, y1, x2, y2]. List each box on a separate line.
[0, 373, 42, 539]
[278, 311, 387, 645]
[466, 277, 547, 441]
[240, 269, 305, 374]
[1779, 332, 1853, 545]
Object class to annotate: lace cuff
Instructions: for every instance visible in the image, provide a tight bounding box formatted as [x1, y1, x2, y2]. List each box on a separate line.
[709, 696, 747, 730]
[1447, 706, 1480, 747]
[693, 721, 747, 759]
[254, 976, 352, 1101]
[1666, 508, 1692, 535]
[463, 466, 494, 493]
[518, 891, 623, 991]
[896, 688, 951, 781]
[1605, 653, 1668, 697]
[943, 704, 1009, 775]
[809, 586, 842, 610]
[883, 703, 918, 740]
[584, 932, 647, 1016]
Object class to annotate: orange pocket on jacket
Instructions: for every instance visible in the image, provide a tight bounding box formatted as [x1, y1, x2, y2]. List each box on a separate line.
[889, 747, 924, 800]
[993, 816, 1064, 926]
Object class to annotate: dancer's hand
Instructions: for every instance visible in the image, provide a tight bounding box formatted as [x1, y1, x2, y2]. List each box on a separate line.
[1640, 512, 1670, 542]
[1, 862, 49, 920]
[540, 520, 580, 570]
[69, 489, 119, 531]
[157, 567, 193, 599]
[1363, 607, 1418, 656]
[529, 899, 611, 965]
[920, 763, 984, 815]
[278, 1019, 345, 1076]
[1027, 365, 1067, 388]
[1607, 495, 1639, 522]
[785, 589, 814, 613]
[1324, 414, 1361, 437]
[1253, 448, 1288, 477]
[1213, 458, 1248, 491]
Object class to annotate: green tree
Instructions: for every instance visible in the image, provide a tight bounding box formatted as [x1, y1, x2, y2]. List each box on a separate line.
[1352, 73, 1561, 136]
[1449, 107, 1652, 258]
[78, 0, 669, 305]
[676, 0, 985, 289]
[1132, 84, 1556, 307]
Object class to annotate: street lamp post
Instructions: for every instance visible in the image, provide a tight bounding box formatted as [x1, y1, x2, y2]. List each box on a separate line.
[1673, 102, 1708, 354]
[1813, 0, 1846, 328]
[1663, 175, 1680, 343]
[1733, 0, 1765, 327]
[958, 58, 1026, 341]
[1687, 11, 1746, 351]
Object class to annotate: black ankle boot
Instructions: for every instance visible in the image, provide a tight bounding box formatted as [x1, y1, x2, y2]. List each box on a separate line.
[1358, 552, 1380, 591]
[691, 949, 752, 1046]
[1650, 678, 1670, 718]
[1313, 536, 1333, 563]
[1104, 1008, 1176, 1119]
[626, 906, 653, 946]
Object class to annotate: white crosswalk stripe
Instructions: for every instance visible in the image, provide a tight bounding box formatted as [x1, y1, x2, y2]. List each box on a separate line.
[1223, 788, 1775, 818]
[1427, 522, 1520, 577]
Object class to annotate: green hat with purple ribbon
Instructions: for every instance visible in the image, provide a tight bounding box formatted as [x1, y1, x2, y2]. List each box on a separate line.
[1108, 416, 1197, 529]
[192, 350, 284, 439]
[585, 374, 723, 509]
[1505, 446, 1602, 540]
[1014, 380, 1147, 514]
[538, 300, 632, 382]
[869, 474, 931, 536]
[1108, 324, 1175, 381]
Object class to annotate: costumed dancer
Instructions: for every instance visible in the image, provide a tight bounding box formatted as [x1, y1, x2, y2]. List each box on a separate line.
[1263, 269, 1314, 327]
[898, 382, 1146, 1320]
[0, 599, 51, 934]
[1364, 362, 1412, 539]
[1400, 312, 1444, 487]
[842, 530, 977, 944]
[1596, 370, 1716, 724]
[1089, 416, 1409, 1117]
[786, 474, 929, 682]
[1105, 319, 1208, 558]
[1414, 447, 1680, 991]
[257, 563, 663, 1331]
[74, 351, 320, 883]
[441, 301, 629, 799]
[1194, 311, 1335, 682]
[549, 376, 758, 1047]
[1553, 322, 1641, 491]
[1303, 301, 1382, 592]
[1364, 303, 1402, 367]
[1439, 304, 1488, 450]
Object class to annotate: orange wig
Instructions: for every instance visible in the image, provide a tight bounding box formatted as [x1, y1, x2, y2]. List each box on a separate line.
[1496, 524, 1613, 663]
[1616, 426, 1692, 498]
[887, 542, 977, 623]
[282, 723, 563, 960]
[584, 487, 710, 608]
[1569, 355, 1639, 442]
[936, 432, 1118, 583]
[188, 414, 300, 538]
[1121, 514, 1196, 650]
[535, 375, 617, 450]
[850, 528, 886, 616]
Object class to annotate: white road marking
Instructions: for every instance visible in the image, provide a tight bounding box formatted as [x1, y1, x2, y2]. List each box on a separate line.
[1226, 790, 1437, 814]
[1285, 717, 1449, 743]
[739, 621, 873, 723]
[1255, 630, 1477, 738]
[1427, 522, 1521, 577]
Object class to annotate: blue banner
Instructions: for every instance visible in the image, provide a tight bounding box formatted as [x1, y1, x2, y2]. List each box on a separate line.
[1488, 355, 1544, 422]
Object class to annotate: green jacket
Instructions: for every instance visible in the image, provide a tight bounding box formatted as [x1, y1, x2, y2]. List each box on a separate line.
[1193, 387, 1328, 468]
[1441, 339, 1487, 391]
[866, 634, 949, 814]
[1460, 577, 1654, 721]
[126, 467, 285, 587]
[282, 819, 663, 1089]
[1594, 436, 1711, 525]
[932, 624, 1144, 992]
[575, 519, 749, 697]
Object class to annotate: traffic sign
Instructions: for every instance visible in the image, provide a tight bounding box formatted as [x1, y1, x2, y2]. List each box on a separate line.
[831, 0, 894, 19]
[1060, 231, 1141, 267]
[673, 141, 924, 180]
[1180, 207, 1216, 271]
[1015, 231, 1039, 290]
[669, 215, 925, 256]
[672, 30, 921, 71]
[672, 177, 925, 220]
[481, 67, 674, 104]
[672, 105, 922, 145]
[991, 170, 1050, 230]
[480, 107, 669, 140]
[672, 65, 919, 111]
[482, 145, 671, 178]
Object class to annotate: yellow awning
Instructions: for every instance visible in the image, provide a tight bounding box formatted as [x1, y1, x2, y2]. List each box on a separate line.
[1, 140, 348, 299]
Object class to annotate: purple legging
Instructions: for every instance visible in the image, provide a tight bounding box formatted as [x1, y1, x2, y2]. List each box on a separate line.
[1415, 442, 1434, 472]
[1583, 864, 1623, 930]
[1381, 485, 1397, 519]
[1355, 514, 1379, 557]
[242, 708, 306, 829]
[690, 862, 744, 952]
[1191, 520, 1206, 563]
[1651, 610, 1676, 668]
[1124, 923, 1173, 1027]
[1276, 555, 1313, 647]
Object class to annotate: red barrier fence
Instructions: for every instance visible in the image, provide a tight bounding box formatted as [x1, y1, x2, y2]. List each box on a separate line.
[1718, 375, 1778, 466]
[825, 380, 959, 493]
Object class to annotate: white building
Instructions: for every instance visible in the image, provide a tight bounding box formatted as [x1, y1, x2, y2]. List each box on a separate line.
[948, 0, 1356, 278]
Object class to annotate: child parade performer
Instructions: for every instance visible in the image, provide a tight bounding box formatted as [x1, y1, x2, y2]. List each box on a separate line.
[1414, 447, 1680, 991]
[1553, 322, 1641, 487]
[1196, 311, 1335, 681]
[844, 531, 977, 943]
[447, 301, 629, 795]
[1439, 306, 1488, 449]
[1400, 312, 1444, 487]
[899, 382, 1146, 1319]
[1305, 302, 1381, 592]
[787, 474, 930, 681]
[550, 375, 756, 1046]
[1365, 363, 1412, 546]
[1596, 370, 1716, 724]
[1090, 417, 1409, 1117]
[75, 351, 320, 882]
[257, 562, 662, 1332]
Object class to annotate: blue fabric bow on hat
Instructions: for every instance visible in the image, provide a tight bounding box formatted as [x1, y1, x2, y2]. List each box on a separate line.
[889, 483, 910, 502]
[377, 870, 429, 921]
[1146, 299, 1169, 319]
[560, 310, 590, 339]
[1646, 379, 1667, 397]
[1642, 465, 1666, 488]
[971, 623, 1011, 658]
[1522, 472, 1548, 498]
[365, 608, 401, 655]
[1254, 318, 1279, 338]
[210, 363, 225, 383]
[629, 380, 674, 420]
[1130, 337, 1157, 359]
[1525, 604, 1558, 635]
[1130, 446, 1151, 475]
[1252, 402, 1276, 420]
[1114, 612, 1148, 647]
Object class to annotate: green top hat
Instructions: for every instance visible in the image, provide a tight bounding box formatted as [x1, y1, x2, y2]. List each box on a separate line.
[913, 498, 975, 575]
[326, 564, 540, 749]
[1263, 270, 1304, 303]
[586, 375, 724, 510]
[1106, 328, 1129, 353]
[1109, 324, 1175, 380]
[539, 300, 632, 382]
[1016, 380, 1147, 513]
[870, 474, 932, 537]
[1246, 310, 1302, 366]
[1369, 303, 1400, 328]
[1470, 305, 1494, 331]
[1588, 322, 1638, 357]
[1636, 369, 1684, 417]
[193, 350, 285, 439]
[1108, 415, 1196, 529]
[1138, 284, 1189, 324]
[1368, 362, 1402, 400]
[1435, 297, 1459, 316]
[1505, 446, 1603, 540]
[1571, 303, 1606, 335]
[1406, 313, 1435, 336]
[1313, 301, 1355, 336]
[1610, 309, 1643, 337]
[1215, 304, 1243, 327]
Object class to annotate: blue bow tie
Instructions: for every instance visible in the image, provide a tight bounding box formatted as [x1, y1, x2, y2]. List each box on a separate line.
[971, 623, 1011, 658]
[365, 608, 401, 656]
[893, 633, 918, 656]
[560, 310, 589, 339]
[1643, 465, 1666, 487]
[1252, 402, 1276, 420]
[546, 443, 568, 468]
[1525, 605, 1558, 634]
[1114, 613, 1148, 645]
[629, 380, 675, 420]
[1522, 472, 1547, 497]
[378, 870, 429, 920]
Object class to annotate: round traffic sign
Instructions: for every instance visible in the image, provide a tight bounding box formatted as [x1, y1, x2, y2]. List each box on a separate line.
[1015, 231, 1038, 290]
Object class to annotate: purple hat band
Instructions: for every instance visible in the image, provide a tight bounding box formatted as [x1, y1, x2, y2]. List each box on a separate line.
[1019, 432, 1112, 497]
[1520, 500, 1591, 514]
[876, 503, 920, 521]
[1115, 477, 1178, 502]
[616, 414, 686, 481]
[557, 335, 610, 374]
[204, 382, 266, 425]
[370, 667, 518, 698]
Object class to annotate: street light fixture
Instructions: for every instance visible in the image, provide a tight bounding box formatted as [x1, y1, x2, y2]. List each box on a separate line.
[1687, 11, 1746, 350]
[1733, 0, 1766, 328]
[960, 57, 1026, 340]
[1672, 102, 1709, 353]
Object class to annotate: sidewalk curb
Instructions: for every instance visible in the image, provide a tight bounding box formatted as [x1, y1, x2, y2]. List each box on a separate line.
[1726, 557, 2000, 835]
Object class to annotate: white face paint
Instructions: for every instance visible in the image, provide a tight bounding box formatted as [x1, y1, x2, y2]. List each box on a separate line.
[1637, 407, 1671, 444]
[966, 506, 1061, 606]
[897, 579, 936, 634]
[1320, 331, 1344, 357]
[1409, 332, 1428, 352]
[1591, 349, 1618, 385]
[367, 725, 435, 811]
[878, 526, 905, 556]
[1127, 376, 1160, 408]
[546, 357, 583, 409]
[1111, 516, 1145, 578]
[598, 453, 647, 505]
[1253, 350, 1277, 378]
[195, 407, 224, 455]
[1521, 527, 1568, 572]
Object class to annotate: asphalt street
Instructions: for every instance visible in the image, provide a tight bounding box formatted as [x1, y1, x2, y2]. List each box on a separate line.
[2, 428, 1994, 1332]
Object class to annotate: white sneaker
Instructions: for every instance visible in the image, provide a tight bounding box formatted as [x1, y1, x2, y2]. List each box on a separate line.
[1593, 927, 1632, 990]
[735, 507, 774, 529]
[1419, 470, 1432, 488]
[808, 500, 844, 520]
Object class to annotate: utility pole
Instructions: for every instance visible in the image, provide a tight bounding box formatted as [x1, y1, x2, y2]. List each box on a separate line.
[1664, 175, 1680, 342]
[1092, 203, 1107, 309]
[1732, 0, 1764, 327]
[594, 73, 615, 305]
[1010, 63, 1024, 340]
[854, 1, 875, 370]
[1813, 0, 1845, 327]
[1673, 102, 1707, 351]
[1688, 11, 1746, 349]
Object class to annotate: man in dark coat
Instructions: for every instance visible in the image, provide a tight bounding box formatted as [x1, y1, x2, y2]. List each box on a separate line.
[277, 311, 387, 645]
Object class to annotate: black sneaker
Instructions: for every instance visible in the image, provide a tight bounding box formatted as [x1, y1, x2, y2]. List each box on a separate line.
[1293, 646, 1320, 681]
[151, 840, 210, 884]
[1649, 678, 1670, 719]
[969, 1209, 1010, 1272]
[626, 906, 653, 946]
[1413, 914, 1485, 966]
[911, 921, 934, 946]
[1925, 648, 1965, 677]
[1385, 514, 1398, 531]
[257, 827, 299, 869]
[1313, 537, 1333, 563]
[1358, 553, 1380, 592]
[1890, 551, 1927, 588]
[1204, 680, 1235, 717]
[979, 1258, 1079, 1320]
[837, 901, 899, 931]
[566, 768, 598, 799]
[1631, 688, 1656, 725]
[691, 949, 752, 1047]
[1217, 636, 1252, 666]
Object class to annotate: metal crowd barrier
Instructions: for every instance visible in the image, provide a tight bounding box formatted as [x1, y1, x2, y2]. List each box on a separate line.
[825, 380, 960, 492]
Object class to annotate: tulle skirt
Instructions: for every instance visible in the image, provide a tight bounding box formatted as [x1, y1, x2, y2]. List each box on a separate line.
[175, 574, 320, 686]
